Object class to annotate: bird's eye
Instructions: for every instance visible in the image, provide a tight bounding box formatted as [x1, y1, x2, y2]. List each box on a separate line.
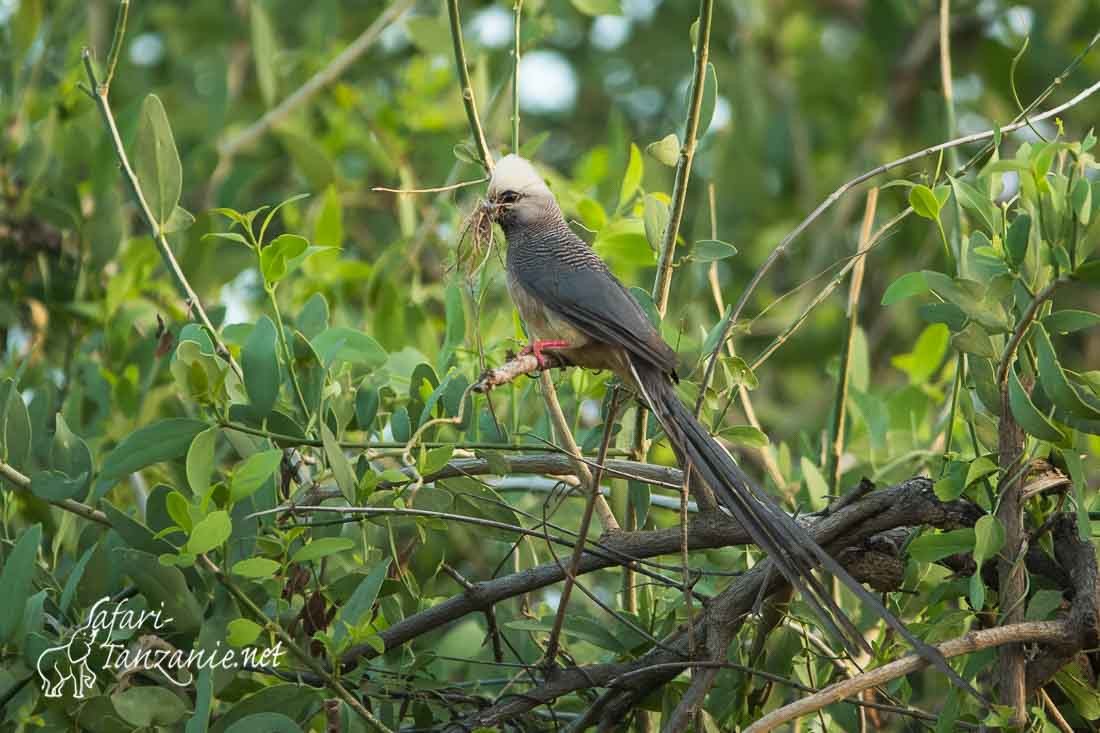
[499, 190, 521, 204]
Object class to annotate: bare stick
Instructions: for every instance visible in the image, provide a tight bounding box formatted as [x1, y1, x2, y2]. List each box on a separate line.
[825, 188, 878, 490]
[511, 0, 523, 152]
[743, 621, 1071, 733]
[372, 178, 487, 195]
[217, 0, 413, 161]
[81, 49, 241, 378]
[540, 372, 619, 531]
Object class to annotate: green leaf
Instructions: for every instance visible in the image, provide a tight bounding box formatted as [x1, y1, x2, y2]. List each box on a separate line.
[909, 184, 942, 221]
[1033, 323, 1100, 420]
[972, 515, 1004, 566]
[32, 414, 92, 501]
[112, 686, 189, 727]
[250, 1, 278, 107]
[187, 510, 232, 555]
[321, 423, 357, 504]
[162, 205, 195, 234]
[311, 327, 387, 368]
[133, 94, 183, 230]
[933, 460, 967, 501]
[697, 62, 718, 138]
[618, 143, 643, 211]
[721, 425, 769, 448]
[1072, 177, 1093, 226]
[298, 293, 330, 340]
[1063, 451, 1091, 541]
[224, 714, 302, 733]
[291, 537, 354, 563]
[419, 445, 454, 476]
[356, 383, 379, 430]
[949, 176, 997, 233]
[799, 457, 829, 509]
[646, 133, 680, 166]
[951, 323, 996, 359]
[1026, 589, 1065, 621]
[230, 448, 283, 503]
[334, 560, 391, 645]
[1074, 259, 1100, 285]
[0, 524, 40, 643]
[100, 418, 209, 483]
[232, 557, 281, 579]
[1055, 668, 1100, 720]
[260, 234, 309, 283]
[314, 184, 344, 248]
[1007, 368, 1066, 444]
[1043, 310, 1100, 334]
[0, 379, 31, 470]
[242, 314, 281, 417]
[116, 548, 203, 634]
[891, 324, 949, 384]
[227, 618, 263, 647]
[1005, 214, 1031, 268]
[881, 271, 928, 305]
[965, 456, 998, 488]
[186, 426, 219, 495]
[166, 490, 192, 532]
[570, 0, 621, 16]
[692, 239, 738, 262]
[909, 528, 975, 563]
[643, 194, 669, 252]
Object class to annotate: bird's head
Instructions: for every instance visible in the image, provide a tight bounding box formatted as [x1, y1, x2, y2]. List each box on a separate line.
[484, 154, 557, 229]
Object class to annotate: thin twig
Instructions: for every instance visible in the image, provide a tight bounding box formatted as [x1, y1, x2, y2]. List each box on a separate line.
[372, 178, 487, 195]
[447, 0, 494, 172]
[216, 0, 413, 160]
[543, 390, 623, 665]
[81, 49, 242, 379]
[101, 0, 129, 91]
[743, 621, 1071, 733]
[651, 0, 714, 316]
[0, 459, 110, 527]
[825, 188, 877, 490]
[511, 0, 523, 153]
[697, 67, 1100, 399]
[539, 372, 619, 531]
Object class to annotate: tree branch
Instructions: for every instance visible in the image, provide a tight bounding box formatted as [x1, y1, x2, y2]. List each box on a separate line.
[743, 621, 1072, 733]
[0, 459, 109, 527]
[216, 0, 413, 161]
[81, 47, 241, 378]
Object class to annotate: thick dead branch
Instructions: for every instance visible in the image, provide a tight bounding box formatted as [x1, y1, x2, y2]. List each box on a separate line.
[421, 478, 980, 729]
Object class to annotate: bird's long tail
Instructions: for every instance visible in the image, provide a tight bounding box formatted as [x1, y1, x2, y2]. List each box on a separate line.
[629, 359, 986, 703]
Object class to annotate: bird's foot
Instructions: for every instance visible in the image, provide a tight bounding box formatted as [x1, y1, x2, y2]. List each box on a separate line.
[519, 339, 570, 369]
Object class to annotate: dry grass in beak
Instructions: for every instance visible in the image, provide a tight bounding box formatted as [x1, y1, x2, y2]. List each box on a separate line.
[454, 197, 501, 277]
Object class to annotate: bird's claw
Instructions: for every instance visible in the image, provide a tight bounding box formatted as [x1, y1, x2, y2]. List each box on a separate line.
[520, 339, 570, 369]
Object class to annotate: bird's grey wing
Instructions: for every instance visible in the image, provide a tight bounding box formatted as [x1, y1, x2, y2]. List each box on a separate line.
[515, 255, 679, 375]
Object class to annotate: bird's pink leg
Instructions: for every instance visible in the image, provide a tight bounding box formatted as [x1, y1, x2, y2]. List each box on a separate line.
[519, 339, 570, 369]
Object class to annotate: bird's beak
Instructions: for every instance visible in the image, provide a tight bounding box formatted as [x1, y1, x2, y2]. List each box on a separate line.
[481, 194, 506, 222]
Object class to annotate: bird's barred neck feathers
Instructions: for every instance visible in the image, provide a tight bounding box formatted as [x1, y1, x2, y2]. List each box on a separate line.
[489, 155, 554, 200]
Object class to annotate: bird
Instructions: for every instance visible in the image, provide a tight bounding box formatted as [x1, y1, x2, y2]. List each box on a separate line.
[483, 153, 984, 701]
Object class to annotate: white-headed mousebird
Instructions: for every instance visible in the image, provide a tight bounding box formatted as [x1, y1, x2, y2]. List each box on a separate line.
[484, 154, 986, 703]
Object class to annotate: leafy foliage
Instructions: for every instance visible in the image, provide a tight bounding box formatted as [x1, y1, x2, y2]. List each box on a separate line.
[1, 0, 1099, 731]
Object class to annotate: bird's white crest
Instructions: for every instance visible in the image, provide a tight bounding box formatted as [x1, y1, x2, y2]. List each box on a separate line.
[488, 154, 552, 197]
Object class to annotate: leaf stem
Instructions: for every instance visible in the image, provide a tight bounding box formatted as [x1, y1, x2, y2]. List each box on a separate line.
[102, 0, 129, 92]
